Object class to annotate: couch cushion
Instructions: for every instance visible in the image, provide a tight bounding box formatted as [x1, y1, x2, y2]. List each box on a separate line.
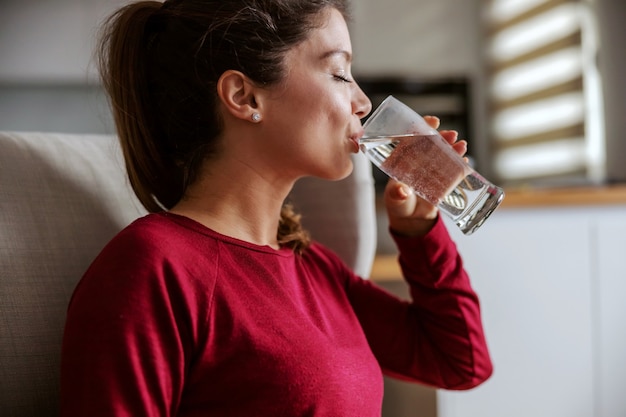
[0, 131, 145, 416]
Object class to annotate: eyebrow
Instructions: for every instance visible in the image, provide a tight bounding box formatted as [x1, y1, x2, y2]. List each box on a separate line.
[320, 49, 352, 62]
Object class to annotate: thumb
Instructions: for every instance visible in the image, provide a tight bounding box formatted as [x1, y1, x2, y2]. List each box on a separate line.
[385, 180, 411, 201]
[384, 180, 416, 217]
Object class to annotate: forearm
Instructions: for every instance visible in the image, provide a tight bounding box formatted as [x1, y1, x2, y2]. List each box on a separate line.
[391, 217, 493, 389]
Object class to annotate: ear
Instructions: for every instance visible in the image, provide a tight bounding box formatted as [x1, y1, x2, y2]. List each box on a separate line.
[216, 70, 261, 122]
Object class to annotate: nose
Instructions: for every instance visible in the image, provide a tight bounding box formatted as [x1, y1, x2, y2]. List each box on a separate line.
[353, 83, 372, 119]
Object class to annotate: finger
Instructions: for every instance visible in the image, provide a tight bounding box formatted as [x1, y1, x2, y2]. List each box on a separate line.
[423, 115, 440, 130]
[384, 181, 417, 219]
[451, 139, 468, 157]
[439, 130, 458, 145]
[384, 179, 412, 208]
[384, 179, 411, 202]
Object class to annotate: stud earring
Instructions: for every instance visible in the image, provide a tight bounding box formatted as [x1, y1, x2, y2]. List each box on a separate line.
[251, 113, 261, 122]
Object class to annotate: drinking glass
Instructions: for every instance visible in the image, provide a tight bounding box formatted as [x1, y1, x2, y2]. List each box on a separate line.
[359, 95, 504, 235]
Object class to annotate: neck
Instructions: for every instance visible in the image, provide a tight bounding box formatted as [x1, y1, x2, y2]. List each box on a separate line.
[170, 160, 295, 249]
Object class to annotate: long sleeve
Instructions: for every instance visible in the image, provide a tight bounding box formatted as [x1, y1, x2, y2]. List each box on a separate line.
[346, 216, 493, 390]
[60, 222, 214, 417]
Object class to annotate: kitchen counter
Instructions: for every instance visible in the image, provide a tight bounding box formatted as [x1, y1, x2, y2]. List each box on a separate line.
[370, 184, 626, 282]
[499, 184, 626, 208]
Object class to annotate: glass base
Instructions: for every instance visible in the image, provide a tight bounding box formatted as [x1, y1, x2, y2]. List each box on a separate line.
[439, 182, 505, 235]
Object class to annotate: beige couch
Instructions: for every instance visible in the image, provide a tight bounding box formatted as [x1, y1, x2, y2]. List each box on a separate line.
[0, 131, 377, 416]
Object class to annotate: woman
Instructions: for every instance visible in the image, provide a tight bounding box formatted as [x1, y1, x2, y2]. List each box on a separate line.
[61, 0, 493, 415]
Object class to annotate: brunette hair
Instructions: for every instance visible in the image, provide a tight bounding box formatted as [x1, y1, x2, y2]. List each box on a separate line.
[98, 0, 350, 252]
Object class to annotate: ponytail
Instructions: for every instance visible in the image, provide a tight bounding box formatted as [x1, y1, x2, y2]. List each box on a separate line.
[98, 1, 183, 212]
[278, 204, 311, 255]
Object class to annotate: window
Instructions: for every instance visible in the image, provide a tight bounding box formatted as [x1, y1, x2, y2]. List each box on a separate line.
[484, 0, 605, 186]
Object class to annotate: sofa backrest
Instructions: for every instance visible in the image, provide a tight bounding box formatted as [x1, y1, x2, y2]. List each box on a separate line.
[0, 131, 376, 416]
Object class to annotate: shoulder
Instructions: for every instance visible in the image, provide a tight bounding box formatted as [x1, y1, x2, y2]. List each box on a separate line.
[80, 213, 220, 297]
[301, 241, 355, 283]
[105, 212, 218, 260]
[303, 241, 343, 265]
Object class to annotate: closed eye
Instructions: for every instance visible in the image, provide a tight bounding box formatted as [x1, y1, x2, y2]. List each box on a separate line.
[333, 74, 353, 83]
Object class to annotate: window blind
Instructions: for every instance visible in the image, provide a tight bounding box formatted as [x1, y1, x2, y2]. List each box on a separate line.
[484, 0, 605, 186]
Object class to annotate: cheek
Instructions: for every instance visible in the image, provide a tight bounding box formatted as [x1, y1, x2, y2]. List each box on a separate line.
[309, 97, 349, 128]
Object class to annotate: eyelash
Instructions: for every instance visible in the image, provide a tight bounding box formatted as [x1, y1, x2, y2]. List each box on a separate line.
[333, 74, 353, 83]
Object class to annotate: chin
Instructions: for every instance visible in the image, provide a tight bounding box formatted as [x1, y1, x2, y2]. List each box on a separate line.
[326, 161, 354, 181]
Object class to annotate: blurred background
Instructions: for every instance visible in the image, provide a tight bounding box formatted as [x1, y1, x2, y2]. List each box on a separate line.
[2, 0, 624, 188]
[2, 0, 625, 416]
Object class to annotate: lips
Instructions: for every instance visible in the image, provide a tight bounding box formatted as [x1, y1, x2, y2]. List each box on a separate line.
[349, 129, 364, 153]
[348, 137, 360, 153]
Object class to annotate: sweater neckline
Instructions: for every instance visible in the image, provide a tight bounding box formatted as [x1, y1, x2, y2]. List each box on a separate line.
[156, 212, 295, 257]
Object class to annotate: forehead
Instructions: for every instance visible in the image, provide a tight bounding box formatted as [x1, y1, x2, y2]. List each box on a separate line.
[291, 8, 352, 61]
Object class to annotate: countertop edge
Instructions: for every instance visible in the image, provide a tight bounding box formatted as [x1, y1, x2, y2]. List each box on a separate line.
[500, 185, 626, 208]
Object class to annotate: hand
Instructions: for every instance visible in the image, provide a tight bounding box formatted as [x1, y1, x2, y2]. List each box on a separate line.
[383, 116, 468, 237]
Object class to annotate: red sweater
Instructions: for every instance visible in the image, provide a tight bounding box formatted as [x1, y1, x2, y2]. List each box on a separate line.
[61, 213, 492, 416]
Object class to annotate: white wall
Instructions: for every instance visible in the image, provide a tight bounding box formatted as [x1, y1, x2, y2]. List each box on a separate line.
[0, 0, 126, 83]
[0, 0, 127, 133]
[351, 0, 482, 78]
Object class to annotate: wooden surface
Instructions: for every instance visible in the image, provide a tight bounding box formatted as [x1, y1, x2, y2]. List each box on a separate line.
[499, 185, 626, 208]
[370, 254, 402, 282]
